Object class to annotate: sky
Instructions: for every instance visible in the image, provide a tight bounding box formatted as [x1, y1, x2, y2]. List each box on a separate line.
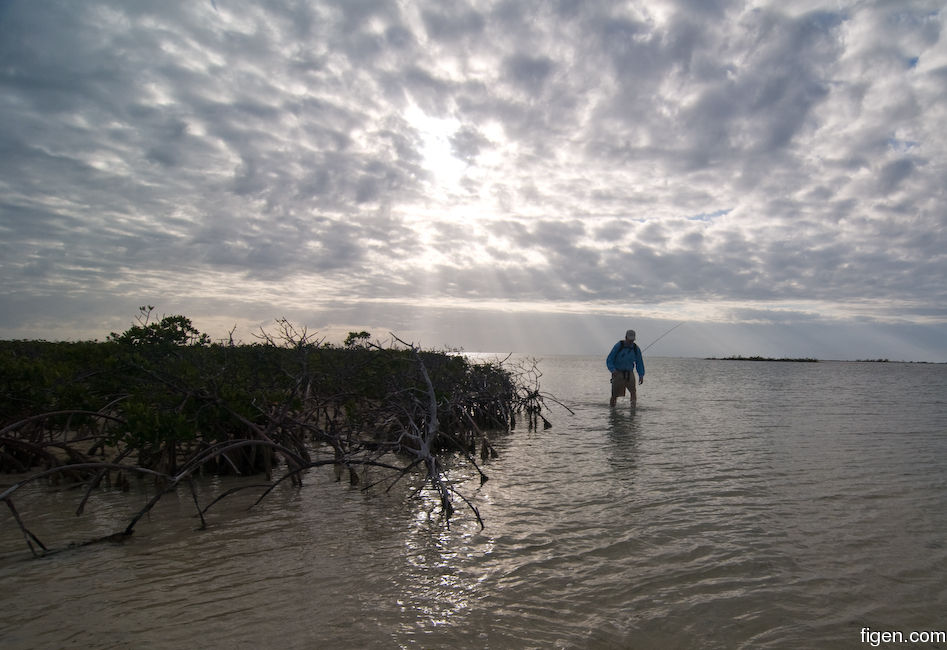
[1, 0, 946, 361]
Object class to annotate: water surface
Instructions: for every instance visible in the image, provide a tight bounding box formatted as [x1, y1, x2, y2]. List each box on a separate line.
[2, 356, 946, 648]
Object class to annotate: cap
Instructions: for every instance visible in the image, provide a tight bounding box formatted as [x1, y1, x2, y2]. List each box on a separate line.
[625, 329, 636, 341]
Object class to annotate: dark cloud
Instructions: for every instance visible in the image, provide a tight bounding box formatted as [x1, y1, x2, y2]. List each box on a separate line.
[421, 5, 486, 42]
[503, 54, 556, 95]
[877, 157, 918, 194]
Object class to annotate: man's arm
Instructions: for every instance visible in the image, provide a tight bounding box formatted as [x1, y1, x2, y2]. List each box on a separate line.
[606, 342, 619, 372]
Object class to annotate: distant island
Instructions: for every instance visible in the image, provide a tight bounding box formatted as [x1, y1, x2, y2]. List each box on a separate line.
[706, 355, 819, 362]
[705, 356, 922, 363]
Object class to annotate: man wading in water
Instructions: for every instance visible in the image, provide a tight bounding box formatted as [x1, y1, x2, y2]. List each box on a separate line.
[606, 329, 645, 408]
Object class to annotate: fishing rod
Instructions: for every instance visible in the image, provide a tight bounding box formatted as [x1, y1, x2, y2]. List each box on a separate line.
[642, 322, 684, 352]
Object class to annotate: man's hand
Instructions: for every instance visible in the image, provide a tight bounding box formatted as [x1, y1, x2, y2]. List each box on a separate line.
[639, 377, 644, 385]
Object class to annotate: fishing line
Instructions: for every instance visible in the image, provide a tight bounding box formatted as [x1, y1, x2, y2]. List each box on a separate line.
[642, 322, 684, 352]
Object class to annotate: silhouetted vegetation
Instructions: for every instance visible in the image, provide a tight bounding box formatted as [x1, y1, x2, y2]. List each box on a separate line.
[706, 355, 819, 362]
[1, 309, 555, 556]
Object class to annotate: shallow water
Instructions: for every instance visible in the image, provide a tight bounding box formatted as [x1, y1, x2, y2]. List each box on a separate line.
[2, 356, 946, 648]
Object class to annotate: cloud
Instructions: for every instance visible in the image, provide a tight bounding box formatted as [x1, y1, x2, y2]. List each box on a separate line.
[1, 0, 946, 360]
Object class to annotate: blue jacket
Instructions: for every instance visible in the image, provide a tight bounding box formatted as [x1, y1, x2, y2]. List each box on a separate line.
[606, 340, 644, 377]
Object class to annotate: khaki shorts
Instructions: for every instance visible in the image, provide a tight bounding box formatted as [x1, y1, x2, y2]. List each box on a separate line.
[611, 370, 637, 399]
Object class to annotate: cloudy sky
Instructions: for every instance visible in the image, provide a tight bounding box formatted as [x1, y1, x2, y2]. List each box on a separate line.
[1, 0, 946, 360]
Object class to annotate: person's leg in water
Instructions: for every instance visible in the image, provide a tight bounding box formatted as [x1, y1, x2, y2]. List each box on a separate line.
[609, 371, 625, 407]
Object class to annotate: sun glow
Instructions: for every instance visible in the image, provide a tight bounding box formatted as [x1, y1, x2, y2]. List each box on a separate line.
[404, 104, 467, 197]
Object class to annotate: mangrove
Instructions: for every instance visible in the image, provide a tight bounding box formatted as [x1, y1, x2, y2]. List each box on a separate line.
[0, 309, 556, 557]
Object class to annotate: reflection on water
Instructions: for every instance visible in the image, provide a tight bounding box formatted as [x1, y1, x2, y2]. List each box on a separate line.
[2, 357, 947, 648]
[605, 408, 639, 481]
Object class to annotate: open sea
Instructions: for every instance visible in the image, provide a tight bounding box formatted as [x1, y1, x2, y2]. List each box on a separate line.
[1, 355, 946, 649]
